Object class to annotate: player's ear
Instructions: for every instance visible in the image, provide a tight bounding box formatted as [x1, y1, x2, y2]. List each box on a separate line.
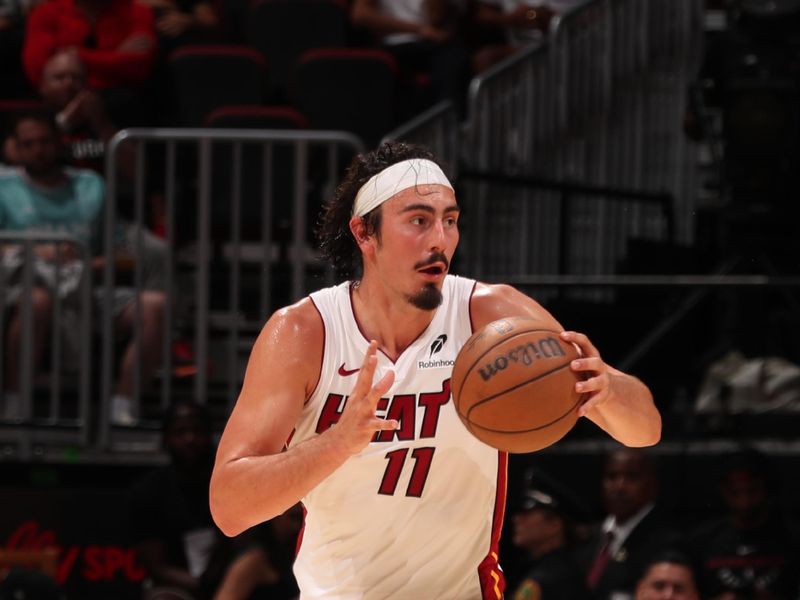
[350, 215, 369, 246]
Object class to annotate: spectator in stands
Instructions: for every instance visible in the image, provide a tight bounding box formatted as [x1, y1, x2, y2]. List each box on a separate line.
[0, 111, 165, 424]
[0, 566, 63, 600]
[471, 1, 555, 72]
[1, 49, 120, 174]
[2, 48, 170, 278]
[508, 480, 587, 600]
[687, 448, 800, 600]
[350, 0, 471, 116]
[576, 447, 680, 600]
[22, 0, 157, 126]
[0, 0, 41, 98]
[130, 400, 299, 600]
[470, 0, 587, 72]
[138, 0, 220, 54]
[634, 551, 700, 600]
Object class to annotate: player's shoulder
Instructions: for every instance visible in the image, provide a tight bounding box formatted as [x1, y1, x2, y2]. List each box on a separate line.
[264, 296, 324, 343]
[470, 281, 530, 316]
[470, 281, 561, 330]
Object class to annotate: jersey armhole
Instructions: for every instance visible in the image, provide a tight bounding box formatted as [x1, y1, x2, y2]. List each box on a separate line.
[305, 296, 327, 405]
[467, 279, 478, 335]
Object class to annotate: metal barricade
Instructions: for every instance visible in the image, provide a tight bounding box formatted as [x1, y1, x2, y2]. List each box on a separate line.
[460, 0, 704, 281]
[0, 232, 92, 458]
[380, 101, 460, 178]
[99, 128, 364, 450]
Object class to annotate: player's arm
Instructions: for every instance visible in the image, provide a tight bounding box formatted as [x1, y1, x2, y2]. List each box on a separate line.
[470, 283, 661, 447]
[210, 299, 398, 537]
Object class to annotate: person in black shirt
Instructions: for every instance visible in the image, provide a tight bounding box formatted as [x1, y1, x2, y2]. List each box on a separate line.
[129, 401, 297, 600]
[687, 448, 800, 600]
[509, 480, 587, 600]
[576, 448, 680, 600]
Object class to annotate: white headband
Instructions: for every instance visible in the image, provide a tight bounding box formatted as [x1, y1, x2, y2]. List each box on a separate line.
[352, 158, 453, 217]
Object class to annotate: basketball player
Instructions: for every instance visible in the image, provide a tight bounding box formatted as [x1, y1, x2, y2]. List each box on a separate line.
[210, 142, 661, 599]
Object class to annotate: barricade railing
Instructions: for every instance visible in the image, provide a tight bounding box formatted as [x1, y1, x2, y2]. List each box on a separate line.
[0, 232, 93, 458]
[480, 271, 800, 379]
[457, 170, 674, 279]
[461, 0, 704, 279]
[380, 100, 460, 178]
[99, 128, 364, 450]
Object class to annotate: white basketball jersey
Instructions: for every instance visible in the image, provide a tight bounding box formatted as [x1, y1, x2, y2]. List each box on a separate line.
[290, 275, 507, 600]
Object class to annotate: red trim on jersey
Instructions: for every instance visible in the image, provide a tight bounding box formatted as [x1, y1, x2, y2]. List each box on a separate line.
[477, 451, 507, 599]
[284, 428, 296, 448]
[295, 503, 308, 557]
[306, 297, 326, 405]
[467, 279, 478, 334]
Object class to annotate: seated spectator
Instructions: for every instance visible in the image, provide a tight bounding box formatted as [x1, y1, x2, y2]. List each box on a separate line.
[2, 49, 169, 272]
[0, 111, 165, 424]
[471, 0, 588, 72]
[686, 448, 800, 600]
[350, 0, 471, 117]
[0, 566, 64, 600]
[0, 0, 41, 98]
[138, 0, 220, 54]
[22, 0, 157, 126]
[471, 1, 555, 72]
[508, 479, 587, 600]
[208, 503, 301, 600]
[3, 49, 119, 174]
[634, 551, 700, 600]
[575, 447, 681, 600]
[130, 400, 298, 600]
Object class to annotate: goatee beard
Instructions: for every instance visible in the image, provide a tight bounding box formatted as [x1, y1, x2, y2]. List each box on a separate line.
[407, 283, 442, 311]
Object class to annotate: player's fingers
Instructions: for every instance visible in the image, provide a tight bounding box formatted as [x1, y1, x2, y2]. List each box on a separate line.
[373, 418, 399, 431]
[570, 356, 604, 374]
[352, 342, 379, 396]
[560, 330, 599, 357]
[578, 395, 602, 417]
[575, 373, 606, 394]
[367, 370, 395, 408]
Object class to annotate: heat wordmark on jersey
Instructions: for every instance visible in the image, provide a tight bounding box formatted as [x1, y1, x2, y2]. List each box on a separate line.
[315, 378, 452, 442]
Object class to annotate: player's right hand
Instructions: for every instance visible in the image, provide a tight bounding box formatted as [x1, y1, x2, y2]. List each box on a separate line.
[330, 341, 398, 455]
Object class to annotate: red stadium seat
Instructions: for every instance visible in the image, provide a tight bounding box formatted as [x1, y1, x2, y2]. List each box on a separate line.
[246, 0, 349, 102]
[291, 47, 398, 148]
[167, 45, 267, 126]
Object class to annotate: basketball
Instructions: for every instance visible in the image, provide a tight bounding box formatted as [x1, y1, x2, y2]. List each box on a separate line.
[452, 316, 584, 453]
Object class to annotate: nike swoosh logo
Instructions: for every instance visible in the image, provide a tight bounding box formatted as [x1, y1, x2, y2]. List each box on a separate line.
[338, 363, 360, 376]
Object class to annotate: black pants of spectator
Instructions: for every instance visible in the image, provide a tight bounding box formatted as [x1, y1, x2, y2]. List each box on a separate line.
[0, 24, 34, 99]
[384, 40, 470, 120]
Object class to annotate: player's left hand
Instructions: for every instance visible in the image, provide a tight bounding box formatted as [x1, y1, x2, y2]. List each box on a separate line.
[560, 330, 611, 417]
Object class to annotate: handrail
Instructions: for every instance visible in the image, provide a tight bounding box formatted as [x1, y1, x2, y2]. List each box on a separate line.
[482, 274, 800, 288]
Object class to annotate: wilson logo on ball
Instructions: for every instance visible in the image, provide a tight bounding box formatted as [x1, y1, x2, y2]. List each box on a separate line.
[478, 337, 566, 382]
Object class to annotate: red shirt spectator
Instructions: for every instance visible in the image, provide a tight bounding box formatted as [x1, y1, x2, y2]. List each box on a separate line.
[22, 0, 157, 90]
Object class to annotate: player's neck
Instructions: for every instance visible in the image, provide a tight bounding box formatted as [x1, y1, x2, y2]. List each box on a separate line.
[351, 279, 436, 361]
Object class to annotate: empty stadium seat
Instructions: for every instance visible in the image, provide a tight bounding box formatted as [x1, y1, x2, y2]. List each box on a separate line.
[291, 47, 397, 148]
[246, 0, 349, 102]
[167, 45, 267, 126]
[204, 105, 309, 248]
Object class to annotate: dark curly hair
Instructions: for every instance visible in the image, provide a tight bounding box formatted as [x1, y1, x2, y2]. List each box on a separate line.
[316, 141, 443, 280]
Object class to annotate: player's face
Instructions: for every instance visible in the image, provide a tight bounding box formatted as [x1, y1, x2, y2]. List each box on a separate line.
[635, 563, 699, 600]
[372, 184, 459, 310]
